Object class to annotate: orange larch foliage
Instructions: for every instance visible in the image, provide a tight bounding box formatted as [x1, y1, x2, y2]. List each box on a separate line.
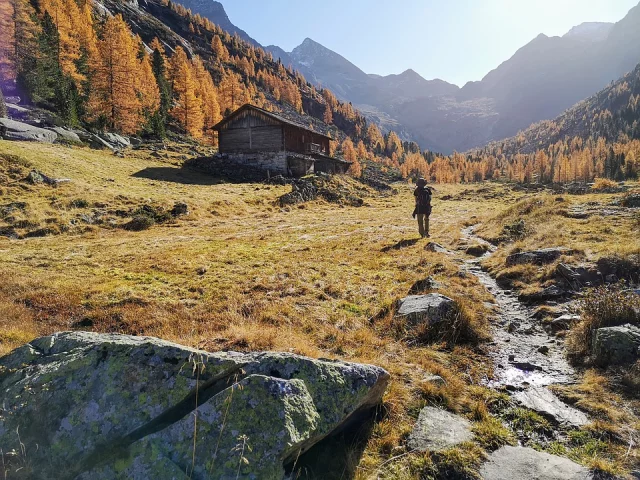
[169, 46, 204, 138]
[138, 53, 160, 115]
[192, 55, 221, 142]
[87, 14, 143, 134]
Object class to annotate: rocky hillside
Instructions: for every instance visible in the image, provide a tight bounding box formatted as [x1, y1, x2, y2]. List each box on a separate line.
[480, 62, 640, 156]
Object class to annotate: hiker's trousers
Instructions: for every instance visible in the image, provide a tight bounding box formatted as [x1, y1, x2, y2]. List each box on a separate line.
[417, 214, 430, 237]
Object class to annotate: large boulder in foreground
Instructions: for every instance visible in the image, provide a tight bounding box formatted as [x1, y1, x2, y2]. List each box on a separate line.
[0, 332, 389, 480]
[396, 293, 455, 326]
[506, 248, 573, 267]
[0, 117, 58, 143]
[480, 446, 592, 480]
[592, 324, 640, 365]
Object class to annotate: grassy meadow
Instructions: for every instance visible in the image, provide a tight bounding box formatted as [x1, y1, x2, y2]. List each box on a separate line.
[0, 140, 638, 478]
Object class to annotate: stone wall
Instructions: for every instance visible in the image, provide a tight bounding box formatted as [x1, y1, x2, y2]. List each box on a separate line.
[218, 151, 289, 175]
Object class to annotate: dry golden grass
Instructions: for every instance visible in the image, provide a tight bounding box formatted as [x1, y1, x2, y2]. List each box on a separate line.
[1, 140, 639, 477]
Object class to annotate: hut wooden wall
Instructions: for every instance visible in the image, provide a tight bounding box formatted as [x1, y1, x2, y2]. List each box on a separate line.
[218, 110, 284, 153]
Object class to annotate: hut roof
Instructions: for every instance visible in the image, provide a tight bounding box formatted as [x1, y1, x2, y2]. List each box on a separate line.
[212, 104, 333, 141]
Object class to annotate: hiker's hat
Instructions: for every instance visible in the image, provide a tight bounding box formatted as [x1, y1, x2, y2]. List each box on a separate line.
[416, 178, 427, 187]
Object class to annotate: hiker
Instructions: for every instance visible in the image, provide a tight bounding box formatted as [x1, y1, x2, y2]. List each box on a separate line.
[412, 178, 433, 238]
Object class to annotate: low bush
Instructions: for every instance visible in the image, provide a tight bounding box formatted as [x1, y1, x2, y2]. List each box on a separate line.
[591, 178, 618, 191]
[123, 215, 155, 231]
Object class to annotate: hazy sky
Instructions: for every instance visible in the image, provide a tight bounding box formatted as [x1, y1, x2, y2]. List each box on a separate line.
[218, 0, 638, 87]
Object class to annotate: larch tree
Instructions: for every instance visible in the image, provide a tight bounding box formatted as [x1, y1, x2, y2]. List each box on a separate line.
[87, 14, 143, 134]
[169, 47, 203, 138]
[192, 56, 220, 142]
[323, 104, 333, 124]
[137, 53, 160, 119]
[0, 88, 7, 117]
[210, 35, 229, 63]
[1, 0, 39, 86]
[0, 0, 16, 82]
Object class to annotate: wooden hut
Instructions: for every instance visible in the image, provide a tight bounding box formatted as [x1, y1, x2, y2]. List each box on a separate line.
[212, 104, 350, 177]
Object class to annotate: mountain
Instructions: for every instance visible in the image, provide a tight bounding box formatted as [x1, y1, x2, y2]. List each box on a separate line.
[172, 0, 260, 46]
[263, 4, 640, 153]
[484, 62, 640, 156]
[563, 22, 613, 41]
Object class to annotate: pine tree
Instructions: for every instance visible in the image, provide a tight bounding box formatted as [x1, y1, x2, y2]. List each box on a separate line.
[169, 47, 203, 137]
[87, 14, 142, 134]
[150, 41, 171, 137]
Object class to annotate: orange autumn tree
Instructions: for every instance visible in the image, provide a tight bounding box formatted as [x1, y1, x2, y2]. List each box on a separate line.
[0, 0, 39, 83]
[87, 14, 144, 134]
[191, 55, 220, 143]
[169, 47, 203, 138]
[137, 52, 160, 117]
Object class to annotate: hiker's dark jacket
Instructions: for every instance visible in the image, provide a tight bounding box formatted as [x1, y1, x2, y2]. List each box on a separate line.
[413, 186, 432, 215]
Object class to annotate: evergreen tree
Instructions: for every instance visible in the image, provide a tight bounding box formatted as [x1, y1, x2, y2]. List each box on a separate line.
[150, 44, 171, 137]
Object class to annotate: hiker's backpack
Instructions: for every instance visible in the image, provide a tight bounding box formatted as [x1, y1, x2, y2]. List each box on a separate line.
[416, 188, 431, 208]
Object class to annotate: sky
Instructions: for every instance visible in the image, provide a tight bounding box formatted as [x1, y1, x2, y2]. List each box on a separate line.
[218, 0, 638, 87]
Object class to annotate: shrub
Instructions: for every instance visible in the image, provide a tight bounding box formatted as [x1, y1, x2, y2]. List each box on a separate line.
[501, 219, 528, 240]
[414, 300, 488, 347]
[68, 198, 89, 209]
[567, 285, 640, 360]
[591, 178, 618, 191]
[123, 215, 155, 231]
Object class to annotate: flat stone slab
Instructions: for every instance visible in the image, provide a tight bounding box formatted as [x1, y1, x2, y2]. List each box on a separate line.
[506, 248, 573, 266]
[408, 406, 473, 451]
[396, 293, 455, 326]
[0, 117, 57, 143]
[514, 386, 588, 427]
[480, 446, 592, 480]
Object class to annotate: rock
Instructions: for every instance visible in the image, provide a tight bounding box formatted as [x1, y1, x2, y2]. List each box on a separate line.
[424, 242, 450, 254]
[549, 314, 580, 331]
[0, 118, 58, 143]
[47, 126, 82, 143]
[506, 248, 573, 267]
[555, 263, 600, 288]
[421, 374, 446, 387]
[538, 345, 550, 354]
[396, 293, 456, 326]
[0, 332, 389, 480]
[26, 169, 71, 186]
[407, 406, 473, 452]
[592, 324, 640, 365]
[519, 285, 567, 303]
[621, 193, 640, 208]
[465, 243, 489, 257]
[510, 361, 542, 372]
[98, 132, 130, 149]
[480, 446, 592, 480]
[514, 387, 588, 427]
[408, 276, 441, 294]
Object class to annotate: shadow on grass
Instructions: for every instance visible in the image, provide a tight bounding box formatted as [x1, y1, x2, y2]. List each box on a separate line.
[381, 238, 420, 252]
[132, 166, 224, 185]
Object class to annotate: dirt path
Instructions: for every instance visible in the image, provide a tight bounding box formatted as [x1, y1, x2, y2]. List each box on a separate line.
[460, 226, 578, 388]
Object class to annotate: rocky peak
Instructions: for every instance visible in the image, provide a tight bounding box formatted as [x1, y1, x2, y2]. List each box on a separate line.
[563, 22, 613, 42]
